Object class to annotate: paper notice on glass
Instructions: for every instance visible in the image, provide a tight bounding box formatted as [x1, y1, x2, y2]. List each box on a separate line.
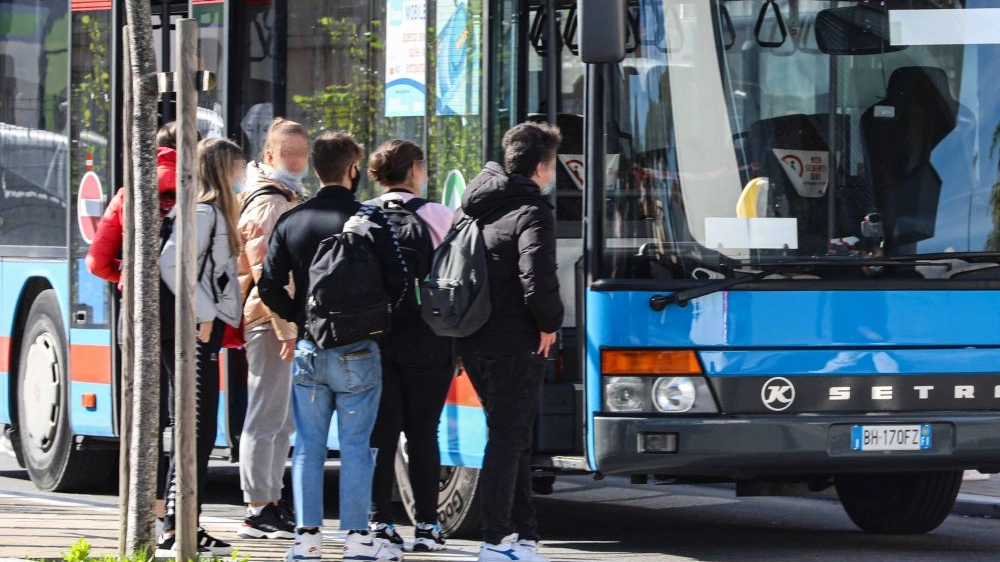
[705, 217, 799, 250]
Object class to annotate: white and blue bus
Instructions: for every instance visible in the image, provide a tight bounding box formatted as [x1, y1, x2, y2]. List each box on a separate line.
[2, 0, 999, 537]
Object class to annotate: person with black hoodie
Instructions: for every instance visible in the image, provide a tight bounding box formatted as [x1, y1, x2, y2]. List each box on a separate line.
[258, 131, 407, 562]
[457, 122, 564, 562]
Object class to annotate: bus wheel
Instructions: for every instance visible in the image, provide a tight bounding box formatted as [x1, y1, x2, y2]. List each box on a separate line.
[394, 435, 482, 538]
[15, 290, 108, 492]
[835, 471, 962, 534]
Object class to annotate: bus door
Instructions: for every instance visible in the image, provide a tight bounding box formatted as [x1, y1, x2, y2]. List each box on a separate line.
[486, 0, 586, 458]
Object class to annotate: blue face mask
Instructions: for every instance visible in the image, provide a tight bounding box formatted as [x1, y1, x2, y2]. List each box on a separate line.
[233, 182, 245, 194]
[272, 166, 307, 186]
[419, 180, 429, 198]
[541, 172, 557, 196]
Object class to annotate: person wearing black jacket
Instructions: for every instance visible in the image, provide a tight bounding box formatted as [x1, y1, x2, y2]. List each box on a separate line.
[457, 122, 564, 562]
[259, 131, 407, 562]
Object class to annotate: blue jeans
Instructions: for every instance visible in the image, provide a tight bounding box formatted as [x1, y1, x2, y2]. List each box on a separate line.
[291, 338, 382, 531]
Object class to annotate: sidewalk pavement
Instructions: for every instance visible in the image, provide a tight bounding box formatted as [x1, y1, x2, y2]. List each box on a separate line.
[2, 472, 1000, 561]
[954, 471, 1000, 518]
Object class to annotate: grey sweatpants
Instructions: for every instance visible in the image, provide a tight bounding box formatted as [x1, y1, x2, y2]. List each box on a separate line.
[240, 326, 294, 503]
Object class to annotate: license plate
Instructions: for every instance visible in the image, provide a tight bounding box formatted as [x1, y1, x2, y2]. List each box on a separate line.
[851, 424, 932, 451]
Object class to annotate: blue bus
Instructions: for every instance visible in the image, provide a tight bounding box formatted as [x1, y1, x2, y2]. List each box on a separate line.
[2, 0, 999, 537]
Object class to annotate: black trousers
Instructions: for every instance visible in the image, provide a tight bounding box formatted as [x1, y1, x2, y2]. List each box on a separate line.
[462, 351, 546, 544]
[370, 325, 453, 525]
[161, 319, 224, 532]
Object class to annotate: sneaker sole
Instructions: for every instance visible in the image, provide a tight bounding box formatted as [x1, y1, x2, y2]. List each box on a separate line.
[238, 524, 296, 540]
[413, 539, 446, 552]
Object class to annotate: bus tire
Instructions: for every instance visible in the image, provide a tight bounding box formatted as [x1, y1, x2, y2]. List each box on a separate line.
[394, 435, 482, 539]
[15, 290, 111, 492]
[835, 471, 962, 534]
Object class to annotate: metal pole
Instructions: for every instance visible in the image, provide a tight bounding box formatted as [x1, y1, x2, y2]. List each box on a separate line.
[173, 18, 200, 562]
[118, 25, 134, 557]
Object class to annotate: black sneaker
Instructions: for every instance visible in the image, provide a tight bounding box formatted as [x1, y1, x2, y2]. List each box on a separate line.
[277, 497, 296, 527]
[238, 503, 296, 539]
[371, 522, 404, 546]
[197, 527, 235, 556]
[413, 522, 446, 552]
[153, 532, 209, 558]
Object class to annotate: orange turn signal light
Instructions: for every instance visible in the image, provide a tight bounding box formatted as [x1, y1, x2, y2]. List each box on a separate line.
[82, 393, 97, 410]
[601, 349, 702, 375]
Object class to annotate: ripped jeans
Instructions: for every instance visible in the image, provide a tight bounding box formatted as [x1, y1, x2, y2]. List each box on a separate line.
[291, 338, 382, 530]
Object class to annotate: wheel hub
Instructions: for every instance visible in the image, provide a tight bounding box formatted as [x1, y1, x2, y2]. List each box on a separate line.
[22, 334, 61, 453]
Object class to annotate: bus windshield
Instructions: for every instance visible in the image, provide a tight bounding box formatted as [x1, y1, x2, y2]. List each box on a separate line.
[601, 0, 1000, 281]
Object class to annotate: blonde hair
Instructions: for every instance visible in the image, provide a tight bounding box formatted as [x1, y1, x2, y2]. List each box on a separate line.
[262, 117, 309, 162]
[196, 137, 244, 255]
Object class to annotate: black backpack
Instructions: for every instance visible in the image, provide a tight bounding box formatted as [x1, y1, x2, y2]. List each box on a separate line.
[368, 196, 432, 320]
[304, 205, 393, 349]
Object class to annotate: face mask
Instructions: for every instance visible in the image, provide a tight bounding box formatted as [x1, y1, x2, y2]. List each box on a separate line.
[233, 182, 245, 194]
[272, 166, 306, 186]
[541, 171, 557, 196]
[418, 179, 429, 198]
[350, 165, 362, 192]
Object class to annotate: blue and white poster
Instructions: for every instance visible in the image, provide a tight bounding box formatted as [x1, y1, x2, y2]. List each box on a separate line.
[436, 0, 480, 116]
[385, 0, 427, 117]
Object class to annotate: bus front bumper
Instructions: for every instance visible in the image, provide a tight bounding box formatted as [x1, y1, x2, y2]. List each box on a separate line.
[593, 414, 1000, 477]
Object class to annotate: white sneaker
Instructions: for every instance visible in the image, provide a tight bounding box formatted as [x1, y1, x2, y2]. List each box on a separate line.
[478, 533, 549, 561]
[344, 531, 403, 561]
[285, 528, 322, 561]
[517, 539, 550, 562]
[413, 522, 446, 552]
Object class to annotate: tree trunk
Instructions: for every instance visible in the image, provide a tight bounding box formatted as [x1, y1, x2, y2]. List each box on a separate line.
[172, 19, 200, 562]
[118, 26, 135, 557]
[122, 1, 161, 554]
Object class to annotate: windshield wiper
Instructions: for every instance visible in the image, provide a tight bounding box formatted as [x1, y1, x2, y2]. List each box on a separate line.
[648, 258, 951, 310]
[649, 269, 772, 310]
[886, 252, 1000, 264]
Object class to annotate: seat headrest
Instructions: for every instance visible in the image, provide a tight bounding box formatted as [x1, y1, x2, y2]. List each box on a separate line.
[886, 66, 953, 103]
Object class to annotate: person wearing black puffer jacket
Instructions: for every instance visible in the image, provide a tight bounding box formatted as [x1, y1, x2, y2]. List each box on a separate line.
[457, 122, 564, 562]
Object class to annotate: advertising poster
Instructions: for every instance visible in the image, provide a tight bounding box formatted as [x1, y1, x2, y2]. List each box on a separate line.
[385, 0, 427, 117]
[436, 0, 480, 116]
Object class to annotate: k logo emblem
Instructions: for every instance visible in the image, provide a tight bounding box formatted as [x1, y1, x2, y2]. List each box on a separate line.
[761, 377, 795, 411]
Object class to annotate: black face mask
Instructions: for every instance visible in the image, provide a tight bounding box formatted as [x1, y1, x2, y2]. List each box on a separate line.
[350, 164, 361, 192]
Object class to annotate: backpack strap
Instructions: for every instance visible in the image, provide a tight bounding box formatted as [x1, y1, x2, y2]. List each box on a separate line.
[475, 196, 547, 223]
[198, 206, 219, 303]
[240, 185, 290, 214]
[401, 197, 429, 214]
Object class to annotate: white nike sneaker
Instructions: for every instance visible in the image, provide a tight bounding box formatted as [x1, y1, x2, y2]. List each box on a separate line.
[478, 533, 549, 561]
[285, 528, 322, 561]
[344, 531, 403, 561]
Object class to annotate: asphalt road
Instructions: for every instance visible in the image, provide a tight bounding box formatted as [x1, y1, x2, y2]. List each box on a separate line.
[1, 452, 999, 562]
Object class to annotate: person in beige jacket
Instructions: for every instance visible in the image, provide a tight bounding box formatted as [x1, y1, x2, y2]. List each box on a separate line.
[235, 118, 309, 539]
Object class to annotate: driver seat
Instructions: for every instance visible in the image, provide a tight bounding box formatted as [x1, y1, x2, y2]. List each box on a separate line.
[860, 66, 958, 253]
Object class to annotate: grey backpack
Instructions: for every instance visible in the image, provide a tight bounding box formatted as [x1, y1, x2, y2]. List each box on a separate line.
[420, 198, 536, 337]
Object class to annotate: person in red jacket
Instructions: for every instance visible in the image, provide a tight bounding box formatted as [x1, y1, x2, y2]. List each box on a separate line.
[86, 122, 181, 283]
[84, 121, 187, 529]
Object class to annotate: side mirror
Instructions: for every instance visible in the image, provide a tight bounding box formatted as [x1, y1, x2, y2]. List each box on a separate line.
[578, 0, 626, 63]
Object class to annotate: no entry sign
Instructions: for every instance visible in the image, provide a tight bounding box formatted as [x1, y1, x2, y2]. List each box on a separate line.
[77, 167, 105, 244]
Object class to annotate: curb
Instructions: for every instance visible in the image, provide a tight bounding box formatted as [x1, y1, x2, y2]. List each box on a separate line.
[953, 493, 1000, 518]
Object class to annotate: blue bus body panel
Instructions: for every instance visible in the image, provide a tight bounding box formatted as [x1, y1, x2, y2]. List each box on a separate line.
[0, 260, 71, 425]
[585, 289, 1000, 468]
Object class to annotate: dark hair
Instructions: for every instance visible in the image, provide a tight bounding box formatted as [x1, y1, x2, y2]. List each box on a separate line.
[501, 122, 562, 177]
[262, 117, 309, 159]
[155, 121, 203, 149]
[312, 131, 364, 186]
[368, 139, 424, 186]
[156, 122, 177, 149]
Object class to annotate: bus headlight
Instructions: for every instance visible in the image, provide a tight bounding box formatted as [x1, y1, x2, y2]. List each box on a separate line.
[603, 375, 718, 413]
[652, 376, 697, 412]
[604, 377, 646, 412]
